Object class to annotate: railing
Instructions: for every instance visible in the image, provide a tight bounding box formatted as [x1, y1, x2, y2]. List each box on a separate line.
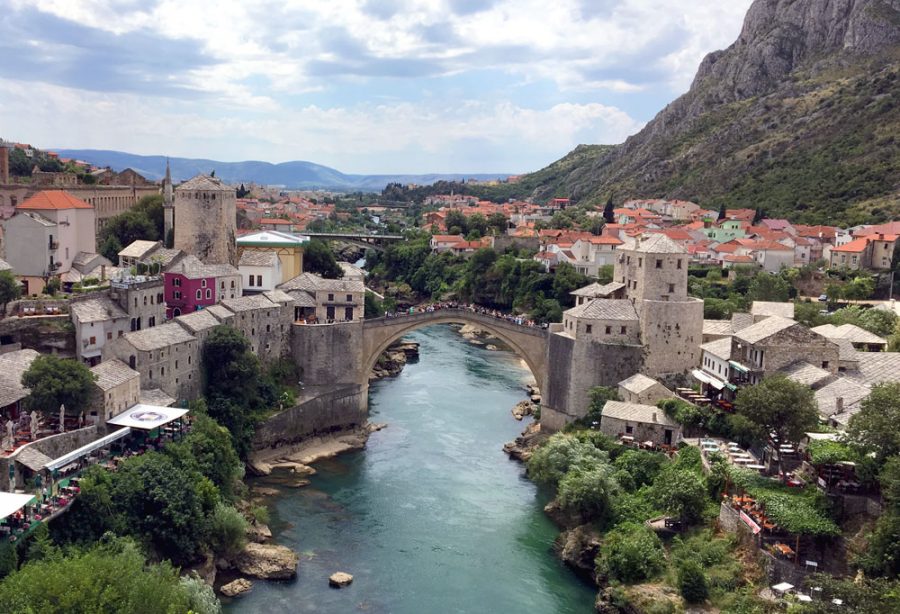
[364, 305, 548, 337]
[48, 240, 59, 250]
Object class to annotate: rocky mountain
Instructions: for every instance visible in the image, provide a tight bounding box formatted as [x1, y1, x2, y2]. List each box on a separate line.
[522, 0, 900, 225]
[52, 149, 510, 192]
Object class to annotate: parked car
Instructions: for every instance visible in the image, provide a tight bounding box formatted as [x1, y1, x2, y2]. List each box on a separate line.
[817, 294, 828, 302]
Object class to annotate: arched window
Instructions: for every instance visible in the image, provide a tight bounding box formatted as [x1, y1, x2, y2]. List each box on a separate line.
[196, 290, 201, 300]
[129, 355, 136, 369]
[205, 289, 211, 299]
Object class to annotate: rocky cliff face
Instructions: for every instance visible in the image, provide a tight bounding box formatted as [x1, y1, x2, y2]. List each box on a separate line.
[527, 0, 900, 224]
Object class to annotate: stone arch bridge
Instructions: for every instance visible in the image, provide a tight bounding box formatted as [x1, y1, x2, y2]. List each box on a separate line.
[361, 309, 549, 392]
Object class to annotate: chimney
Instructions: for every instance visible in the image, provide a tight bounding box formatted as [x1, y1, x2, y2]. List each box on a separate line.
[0, 147, 9, 184]
[835, 397, 844, 414]
[652, 412, 657, 422]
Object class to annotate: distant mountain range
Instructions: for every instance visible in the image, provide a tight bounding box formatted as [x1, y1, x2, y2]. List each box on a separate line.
[53, 149, 511, 192]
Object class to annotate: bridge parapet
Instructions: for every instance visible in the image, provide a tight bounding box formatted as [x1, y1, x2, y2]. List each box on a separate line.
[363, 308, 548, 339]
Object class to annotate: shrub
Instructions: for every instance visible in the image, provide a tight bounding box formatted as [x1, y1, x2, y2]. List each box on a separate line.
[596, 522, 665, 584]
[557, 465, 618, 519]
[527, 433, 609, 486]
[207, 503, 248, 558]
[613, 450, 667, 491]
[652, 466, 707, 524]
[678, 560, 709, 603]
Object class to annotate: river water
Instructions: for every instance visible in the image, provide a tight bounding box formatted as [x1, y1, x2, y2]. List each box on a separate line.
[230, 325, 596, 613]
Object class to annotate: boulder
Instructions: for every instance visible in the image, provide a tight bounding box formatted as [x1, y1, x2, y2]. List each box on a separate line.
[246, 461, 272, 476]
[511, 400, 536, 421]
[557, 524, 602, 582]
[246, 522, 273, 543]
[329, 571, 354, 588]
[220, 578, 253, 598]
[234, 543, 299, 580]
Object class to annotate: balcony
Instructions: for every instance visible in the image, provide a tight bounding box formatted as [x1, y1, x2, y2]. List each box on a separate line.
[48, 239, 59, 250]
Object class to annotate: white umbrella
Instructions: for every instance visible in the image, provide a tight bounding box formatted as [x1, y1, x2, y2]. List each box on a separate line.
[59, 404, 65, 433]
[30, 411, 39, 440]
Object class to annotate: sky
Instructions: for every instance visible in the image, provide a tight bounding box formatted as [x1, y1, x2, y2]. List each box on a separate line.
[0, 0, 754, 174]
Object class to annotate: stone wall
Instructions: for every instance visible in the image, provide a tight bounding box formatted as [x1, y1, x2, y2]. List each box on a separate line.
[252, 384, 366, 451]
[0, 314, 75, 356]
[292, 321, 365, 387]
[542, 333, 644, 430]
[0, 425, 99, 490]
[639, 298, 704, 377]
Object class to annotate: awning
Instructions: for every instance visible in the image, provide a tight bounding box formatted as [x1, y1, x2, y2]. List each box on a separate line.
[45, 427, 132, 472]
[692, 369, 725, 390]
[107, 404, 189, 431]
[0, 493, 37, 521]
[729, 360, 750, 374]
[14, 447, 54, 472]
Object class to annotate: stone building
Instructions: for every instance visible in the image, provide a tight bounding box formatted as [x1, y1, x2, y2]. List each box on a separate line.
[103, 322, 201, 403]
[236, 230, 307, 284]
[163, 255, 241, 318]
[599, 400, 682, 447]
[219, 295, 287, 360]
[278, 273, 365, 323]
[89, 359, 140, 424]
[618, 373, 673, 405]
[561, 299, 641, 344]
[173, 175, 237, 266]
[239, 250, 282, 293]
[70, 296, 130, 365]
[729, 316, 840, 386]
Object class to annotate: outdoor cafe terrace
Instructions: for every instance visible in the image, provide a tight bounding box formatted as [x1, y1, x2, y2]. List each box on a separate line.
[1, 405, 190, 543]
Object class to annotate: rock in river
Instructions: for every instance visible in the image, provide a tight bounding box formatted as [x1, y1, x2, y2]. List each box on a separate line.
[234, 543, 299, 580]
[220, 578, 254, 597]
[329, 571, 354, 587]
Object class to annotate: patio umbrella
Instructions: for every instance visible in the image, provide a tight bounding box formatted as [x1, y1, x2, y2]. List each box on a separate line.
[59, 404, 66, 433]
[30, 411, 39, 440]
[4, 419, 14, 449]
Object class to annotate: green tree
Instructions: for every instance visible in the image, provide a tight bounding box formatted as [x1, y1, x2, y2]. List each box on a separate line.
[444, 210, 468, 235]
[844, 275, 876, 302]
[847, 383, 900, 464]
[98, 233, 124, 264]
[364, 291, 384, 318]
[551, 262, 589, 305]
[0, 270, 22, 313]
[595, 522, 665, 584]
[0, 538, 219, 614]
[652, 465, 707, 524]
[717, 203, 726, 221]
[22, 355, 96, 417]
[526, 433, 609, 486]
[613, 449, 666, 491]
[557, 464, 618, 519]
[678, 560, 709, 603]
[0, 542, 17, 580]
[303, 239, 342, 278]
[207, 503, 248, 558]
[164, 413, 242, 500]
[603, 197, 615, 224]
[735, 375, 819, 479]
[747, 273, 791, 302]
[486, 212, 508, 235]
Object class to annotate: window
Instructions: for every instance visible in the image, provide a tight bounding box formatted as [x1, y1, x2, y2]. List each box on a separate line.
[247, 275, 254, 287]
[201, 279, 207, 288]
[668, 283, 675, 293]
[174, 291, 181, 299]
[585, 324, 592, 334]
[232, 280, 236, 288]
[822, 361, 829, 369]
[107, 332, 112, 340]
[256, 275, 262, 287]
[175, 360, 178, 368]
[196, 290, 202, 300]
[677, 259, 682, 270]
[656, 259, 662, 268]
[148, 316, 156, 327]
[205, 289, 211, 299]
[161, 367, 165, 376]
[346, 294, 352, 302]
[266, 324, 271, 332]
[328, 293, 334, 301]
[220, 281, 225, 290]
[625, 425, 633, 434]
[638, 258, 642, 267]
[89, 336, 96, 345]
[620, 326, 626, 334]
[173, 278, 181, 287]
[605, 326, 612, 334]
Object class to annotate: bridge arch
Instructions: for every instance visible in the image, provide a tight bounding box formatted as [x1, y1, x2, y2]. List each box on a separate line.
[361, 310, 548, 393]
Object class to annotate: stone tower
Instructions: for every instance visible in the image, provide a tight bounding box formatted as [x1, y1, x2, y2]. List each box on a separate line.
[173, 174, 236, 265]
[614, 234, 703, 376]
[162, 159, 174, 245]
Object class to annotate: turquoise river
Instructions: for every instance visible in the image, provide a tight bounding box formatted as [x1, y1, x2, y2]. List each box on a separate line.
[229, 324, 596, 613]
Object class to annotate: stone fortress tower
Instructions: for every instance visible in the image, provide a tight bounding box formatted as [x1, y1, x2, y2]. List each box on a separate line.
[613, 234, 704, 375]
[173, 174, 237, 266]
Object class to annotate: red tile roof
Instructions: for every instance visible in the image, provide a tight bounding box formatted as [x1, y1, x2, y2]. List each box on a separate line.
[17, 190, 93, 210]
[832, 237, 869, 253]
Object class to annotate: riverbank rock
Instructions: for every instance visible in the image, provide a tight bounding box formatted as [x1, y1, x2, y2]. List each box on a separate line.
[220, 578, 253, 598]
[544, 499, 585, 529]
[557, 524, 602, 583]
[234, 543, 299, 580]
[246, 522, 273, 543]
[246, 460, 272, 476]
[251, 486, 280, 497]
[485, 344, 498, 351]
[370, 340, 419, 380]
[329, 572, 354, 588]
[503, 422, 547, 462]
[511, 400, 536, 421]
[185, 555, 217, 587]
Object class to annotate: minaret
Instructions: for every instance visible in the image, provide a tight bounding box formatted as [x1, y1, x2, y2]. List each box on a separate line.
[162, 158, 174, 246]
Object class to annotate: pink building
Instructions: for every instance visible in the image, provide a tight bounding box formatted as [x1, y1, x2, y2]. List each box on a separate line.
[163, 255, 241, 318]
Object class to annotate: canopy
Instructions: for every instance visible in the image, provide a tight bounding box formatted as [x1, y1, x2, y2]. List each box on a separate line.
[45, 427, 132, 472]
[0, 493, 36, 521]
[107, 404, 189, 431]
[692, 369, 725, 390]
[729, 360, 750, 374]
[772, 582, 794, 593]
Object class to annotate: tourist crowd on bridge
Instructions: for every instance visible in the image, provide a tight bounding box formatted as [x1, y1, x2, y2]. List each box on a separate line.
[383, 301, 543, 328]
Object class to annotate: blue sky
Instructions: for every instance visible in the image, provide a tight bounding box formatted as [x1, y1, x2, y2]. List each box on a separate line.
[0, 0, 753, 174]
